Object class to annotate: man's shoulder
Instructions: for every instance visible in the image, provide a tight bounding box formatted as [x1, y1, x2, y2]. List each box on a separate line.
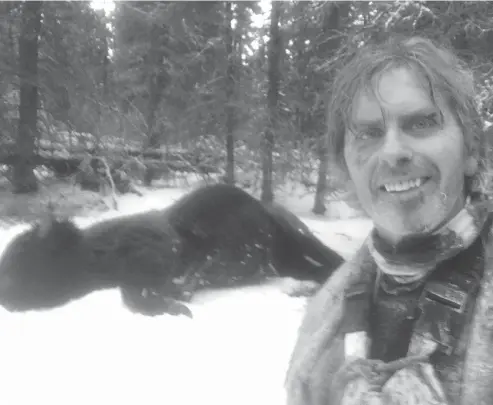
[462, 222, 493, 402]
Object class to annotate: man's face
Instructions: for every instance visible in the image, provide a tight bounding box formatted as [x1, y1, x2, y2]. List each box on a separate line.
[343, 67, 476, 244]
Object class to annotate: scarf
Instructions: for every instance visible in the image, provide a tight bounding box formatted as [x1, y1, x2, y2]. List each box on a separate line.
[368, 194, 491, 290]
[285, 193, 493, 405]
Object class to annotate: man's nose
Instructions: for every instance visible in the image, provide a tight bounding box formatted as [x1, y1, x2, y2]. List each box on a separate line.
[378, 128, 413, 167]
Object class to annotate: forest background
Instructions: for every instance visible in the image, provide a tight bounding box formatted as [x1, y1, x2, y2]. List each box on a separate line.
[1, 1, 492, 219]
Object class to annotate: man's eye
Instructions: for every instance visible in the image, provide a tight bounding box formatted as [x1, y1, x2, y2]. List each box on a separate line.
[409, 116, 438, 131]
[355, 127, 383, 140]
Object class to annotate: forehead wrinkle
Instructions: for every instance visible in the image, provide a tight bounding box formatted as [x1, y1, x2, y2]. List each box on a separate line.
[376, 69, 432, 107]
[350, 87, 385, 130]
[352, 67, 444, 130]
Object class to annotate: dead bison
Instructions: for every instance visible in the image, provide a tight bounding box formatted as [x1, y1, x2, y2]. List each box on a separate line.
[0, 184, 343, 317]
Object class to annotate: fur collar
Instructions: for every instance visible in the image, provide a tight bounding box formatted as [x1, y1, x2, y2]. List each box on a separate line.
[285, 227, 493, 405]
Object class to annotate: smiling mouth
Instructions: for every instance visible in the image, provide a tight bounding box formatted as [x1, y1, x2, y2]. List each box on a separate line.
[380, 177, 431, 193]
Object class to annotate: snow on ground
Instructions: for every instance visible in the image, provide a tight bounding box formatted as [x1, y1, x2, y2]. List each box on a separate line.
[0, 186, 372, 405]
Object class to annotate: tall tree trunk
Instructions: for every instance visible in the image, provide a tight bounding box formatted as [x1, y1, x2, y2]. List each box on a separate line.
[13, 1, 42, 194]
[313, 136, 329, 215]
[44, 3, 71, 124]
[313, 2, 350, 215]
[293, 1, 310, 143]
[261, 2, 282, 203]
[143, 24, 168, 186]
[224, 1, 235, 185]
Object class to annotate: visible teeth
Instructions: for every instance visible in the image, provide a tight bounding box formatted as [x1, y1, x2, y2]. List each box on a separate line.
[384, 178, 423, 192]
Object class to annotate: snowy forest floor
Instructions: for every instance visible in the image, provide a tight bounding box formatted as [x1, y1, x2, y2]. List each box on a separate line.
[0, 177, 372, 405]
